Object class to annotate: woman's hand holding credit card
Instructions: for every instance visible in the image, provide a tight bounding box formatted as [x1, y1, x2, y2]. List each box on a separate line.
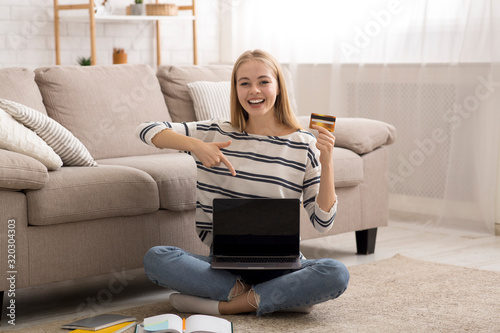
[309, 113, 336, 167]
[309, 113, 336, 132]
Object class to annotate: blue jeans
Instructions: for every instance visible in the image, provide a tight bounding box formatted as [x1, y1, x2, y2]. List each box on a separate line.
[143, 246, 349, 316]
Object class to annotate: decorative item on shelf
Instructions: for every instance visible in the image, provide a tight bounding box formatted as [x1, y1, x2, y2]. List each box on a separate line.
[96, 0, 113, 16]
[146, 3, 178, 16]
[113, 48, 128, 64]
[77, 56, 92, 66]
[94, 0, 107, 16]
[130, 0, 146, 15]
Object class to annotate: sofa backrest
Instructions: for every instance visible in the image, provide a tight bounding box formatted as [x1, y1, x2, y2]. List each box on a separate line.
[157, 65, 233, 123]
[35, 64, 171, 160]
[0, 67, 48, 115]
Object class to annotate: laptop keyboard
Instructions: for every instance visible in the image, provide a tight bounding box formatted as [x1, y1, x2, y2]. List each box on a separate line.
[216, 257, 296, 263]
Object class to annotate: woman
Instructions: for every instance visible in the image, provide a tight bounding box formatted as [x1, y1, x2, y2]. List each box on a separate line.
[135, 49, 349, 316]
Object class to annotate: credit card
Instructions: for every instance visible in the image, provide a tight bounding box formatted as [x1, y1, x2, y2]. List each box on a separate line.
[309, 113, 336, 132]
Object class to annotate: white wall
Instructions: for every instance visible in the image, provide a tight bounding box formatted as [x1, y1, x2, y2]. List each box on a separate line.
[0, 0, 220, 69]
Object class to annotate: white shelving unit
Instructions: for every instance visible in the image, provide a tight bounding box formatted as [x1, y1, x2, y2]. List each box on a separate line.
[53, 0, 197, 66]
[72, 14, 195, 22]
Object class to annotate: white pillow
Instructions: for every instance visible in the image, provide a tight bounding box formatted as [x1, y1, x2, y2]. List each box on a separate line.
[187, 81, 231, 121]
[0, 99, 97, 167]
[0, 108, 62, 171]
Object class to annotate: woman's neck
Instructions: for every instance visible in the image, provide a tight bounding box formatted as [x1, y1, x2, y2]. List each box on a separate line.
[244, 115, 295, 136]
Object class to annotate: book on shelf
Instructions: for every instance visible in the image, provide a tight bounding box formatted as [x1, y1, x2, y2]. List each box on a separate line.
[62, 313, 136, 332]
[135, 313, 233, 333]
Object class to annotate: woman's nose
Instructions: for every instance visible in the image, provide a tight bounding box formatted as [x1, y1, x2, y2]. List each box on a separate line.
[249, 84, 260, 94]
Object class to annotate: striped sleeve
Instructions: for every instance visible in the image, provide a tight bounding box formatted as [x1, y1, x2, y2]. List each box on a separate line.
[311, 196, 337, 232]
[302, 141, 337, 233]
[135, 121, 194, 147]
[135, 121, 171, 146]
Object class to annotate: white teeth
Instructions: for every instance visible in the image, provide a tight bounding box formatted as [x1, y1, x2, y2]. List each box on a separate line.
[249, 99, 264, 104]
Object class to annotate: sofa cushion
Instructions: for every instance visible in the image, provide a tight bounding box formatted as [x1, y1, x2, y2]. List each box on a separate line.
[157, 65, 233, 122]
[97, 153, 197, 211]
[0, 67, 48, 115]
[26, 165, 159, 226]
[187, 81, 231, 121]
[332, 147, 364, 187]
[298, 116, 396, 155]
[0, 108, 62, 171]
[35, 64, 171, 160]
[0, 149, 49, 190]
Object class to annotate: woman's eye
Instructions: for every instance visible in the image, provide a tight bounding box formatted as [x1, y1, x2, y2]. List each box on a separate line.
[260, 81, 270, 85]
[239, 82, 249, 86]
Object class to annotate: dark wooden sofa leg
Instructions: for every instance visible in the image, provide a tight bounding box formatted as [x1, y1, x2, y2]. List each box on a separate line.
[356, 228, 378, 255]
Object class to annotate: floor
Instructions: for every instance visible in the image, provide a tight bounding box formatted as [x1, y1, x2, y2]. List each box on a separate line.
[1, 218, 499, 331]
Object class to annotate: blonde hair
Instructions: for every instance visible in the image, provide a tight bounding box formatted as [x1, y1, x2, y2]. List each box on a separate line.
[230, 49, 302, 133]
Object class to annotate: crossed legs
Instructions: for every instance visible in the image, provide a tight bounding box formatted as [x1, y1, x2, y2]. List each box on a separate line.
[144, 246, 349, 316]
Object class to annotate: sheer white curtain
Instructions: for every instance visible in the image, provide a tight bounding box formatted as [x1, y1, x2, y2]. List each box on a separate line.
[222, 0, 500, 234]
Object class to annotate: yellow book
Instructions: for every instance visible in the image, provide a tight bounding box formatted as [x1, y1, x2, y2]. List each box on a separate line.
[71, 321, 136, 333]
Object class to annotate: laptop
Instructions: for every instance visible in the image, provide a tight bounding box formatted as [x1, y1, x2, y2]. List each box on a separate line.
[211, 198, 301, 270]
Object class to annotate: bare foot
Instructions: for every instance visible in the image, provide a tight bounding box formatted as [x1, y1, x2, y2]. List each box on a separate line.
[219, 289, 258, 315]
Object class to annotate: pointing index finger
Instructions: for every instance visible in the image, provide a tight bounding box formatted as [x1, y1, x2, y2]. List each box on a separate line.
[220, 155, 236, 176]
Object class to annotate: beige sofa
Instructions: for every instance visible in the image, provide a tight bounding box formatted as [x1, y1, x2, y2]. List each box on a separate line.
[0, 64, 395, 305]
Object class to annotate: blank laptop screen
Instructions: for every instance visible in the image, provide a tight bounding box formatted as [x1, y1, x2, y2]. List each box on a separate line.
[212, 198, 300, 256]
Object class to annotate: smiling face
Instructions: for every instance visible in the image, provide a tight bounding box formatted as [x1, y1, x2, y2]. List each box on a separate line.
[235, 60, 280, 120]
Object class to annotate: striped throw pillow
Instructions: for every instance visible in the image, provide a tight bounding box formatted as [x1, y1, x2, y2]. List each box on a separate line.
[0, 99, 97, 167]
[0, 108, 62, 171]
[187, 81, 231, 121]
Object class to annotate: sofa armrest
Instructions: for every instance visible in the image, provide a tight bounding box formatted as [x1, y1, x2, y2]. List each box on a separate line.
[298, 116, 396, 155]
[0, 149, 49, 190]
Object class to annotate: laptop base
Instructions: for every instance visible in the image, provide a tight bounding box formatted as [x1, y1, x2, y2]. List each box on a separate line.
[211, 256, 301, 270]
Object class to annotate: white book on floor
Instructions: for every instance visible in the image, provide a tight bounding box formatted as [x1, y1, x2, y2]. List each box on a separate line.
[135, 313, 233, 333]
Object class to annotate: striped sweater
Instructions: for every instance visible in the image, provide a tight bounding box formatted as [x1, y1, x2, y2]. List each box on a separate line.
[136, 119, 337, 247]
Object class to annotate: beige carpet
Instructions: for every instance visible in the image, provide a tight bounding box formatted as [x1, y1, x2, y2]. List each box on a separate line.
[9, 255, 500, 333]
